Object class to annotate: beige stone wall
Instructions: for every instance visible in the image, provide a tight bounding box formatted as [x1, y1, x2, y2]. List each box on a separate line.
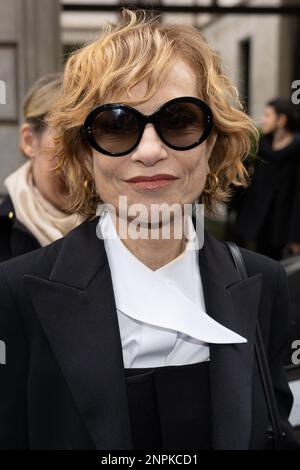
[199, 0, 297, 123]
[201, 12, 281, 124]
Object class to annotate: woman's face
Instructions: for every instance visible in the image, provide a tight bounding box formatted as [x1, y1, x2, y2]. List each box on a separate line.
[92, 59, 217, 220]
[20, 124, 69, 211]
[260, 105, 286, 134]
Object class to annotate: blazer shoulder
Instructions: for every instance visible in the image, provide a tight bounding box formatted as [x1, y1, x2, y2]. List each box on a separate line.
[238, 245, 288, 305]
[206, 229, 282, 280]
[209, 231, 286, 288]
[0, 237, 62, 285]
[0, 216, 98, 284]
[238, 245, 285, 281]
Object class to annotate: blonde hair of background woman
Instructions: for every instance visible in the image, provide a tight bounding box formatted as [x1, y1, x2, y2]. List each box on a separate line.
[21, 73, 63, 157]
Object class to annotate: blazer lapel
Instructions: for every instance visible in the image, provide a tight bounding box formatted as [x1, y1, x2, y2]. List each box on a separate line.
[198, 230, 263, 449]
[24, 217, 133, 450]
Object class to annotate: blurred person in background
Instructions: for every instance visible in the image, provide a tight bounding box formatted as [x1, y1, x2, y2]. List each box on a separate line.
[233, 97, 300, 260]
[0, 73, 87, 261]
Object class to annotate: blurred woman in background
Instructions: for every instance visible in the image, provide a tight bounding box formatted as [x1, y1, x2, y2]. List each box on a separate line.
[0, 73, 87, 261]
[234, 97, 300, 260]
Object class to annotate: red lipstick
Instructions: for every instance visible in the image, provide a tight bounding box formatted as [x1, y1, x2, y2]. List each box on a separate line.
[125, 174, 179, 191]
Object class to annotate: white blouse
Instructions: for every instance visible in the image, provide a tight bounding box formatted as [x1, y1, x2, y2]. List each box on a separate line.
[96, 207, 247, 368]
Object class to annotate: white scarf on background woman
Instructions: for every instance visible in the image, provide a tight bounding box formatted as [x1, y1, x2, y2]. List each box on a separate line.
[4, 160, 87, 247]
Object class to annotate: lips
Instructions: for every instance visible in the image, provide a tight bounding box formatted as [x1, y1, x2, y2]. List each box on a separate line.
[126, 174, 178, 182]
[125, 174, 178, 191]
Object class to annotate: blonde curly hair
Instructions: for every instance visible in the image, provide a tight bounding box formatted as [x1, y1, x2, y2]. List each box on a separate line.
[46, 7, 258, 217]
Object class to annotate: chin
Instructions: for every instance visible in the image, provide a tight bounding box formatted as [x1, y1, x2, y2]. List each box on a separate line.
[127, 198, 185, 223]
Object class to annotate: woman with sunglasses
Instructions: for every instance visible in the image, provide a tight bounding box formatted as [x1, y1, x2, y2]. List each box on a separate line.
[0, 8, 298, 450]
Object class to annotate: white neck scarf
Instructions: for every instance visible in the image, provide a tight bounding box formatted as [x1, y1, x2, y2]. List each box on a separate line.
[4, 160, 87, 246]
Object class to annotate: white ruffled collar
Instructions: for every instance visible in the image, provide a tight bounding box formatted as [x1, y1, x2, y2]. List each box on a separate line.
[96, 207, 247, 344]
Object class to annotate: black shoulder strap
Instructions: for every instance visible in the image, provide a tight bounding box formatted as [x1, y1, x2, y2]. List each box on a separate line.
[223, 241, 285, 449]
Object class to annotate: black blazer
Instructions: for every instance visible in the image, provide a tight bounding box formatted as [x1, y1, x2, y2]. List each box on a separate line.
[0, 215, 299, 450]
[0, 194, 41, 262]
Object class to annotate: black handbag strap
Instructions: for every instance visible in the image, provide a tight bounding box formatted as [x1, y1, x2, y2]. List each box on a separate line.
[223, 241, 284, 449]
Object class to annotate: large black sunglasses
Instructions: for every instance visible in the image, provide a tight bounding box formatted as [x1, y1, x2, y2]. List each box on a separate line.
[81, 96, 213, 157]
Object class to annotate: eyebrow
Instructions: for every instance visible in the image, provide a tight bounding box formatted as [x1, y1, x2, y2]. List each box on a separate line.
[111, 97, 190, 112]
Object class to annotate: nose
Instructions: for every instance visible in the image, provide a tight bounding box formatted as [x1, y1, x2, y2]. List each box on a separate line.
[130, 123, 168, 166]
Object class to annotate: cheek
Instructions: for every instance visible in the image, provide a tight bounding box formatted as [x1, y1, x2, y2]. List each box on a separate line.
[93, 154, 114, 180]
[38, 136, 58, 171]
[173, 147, 210, 203]
[92, 153, 123, 197]
[263, 114, 275, 130]
[180, 146, 210, 181]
